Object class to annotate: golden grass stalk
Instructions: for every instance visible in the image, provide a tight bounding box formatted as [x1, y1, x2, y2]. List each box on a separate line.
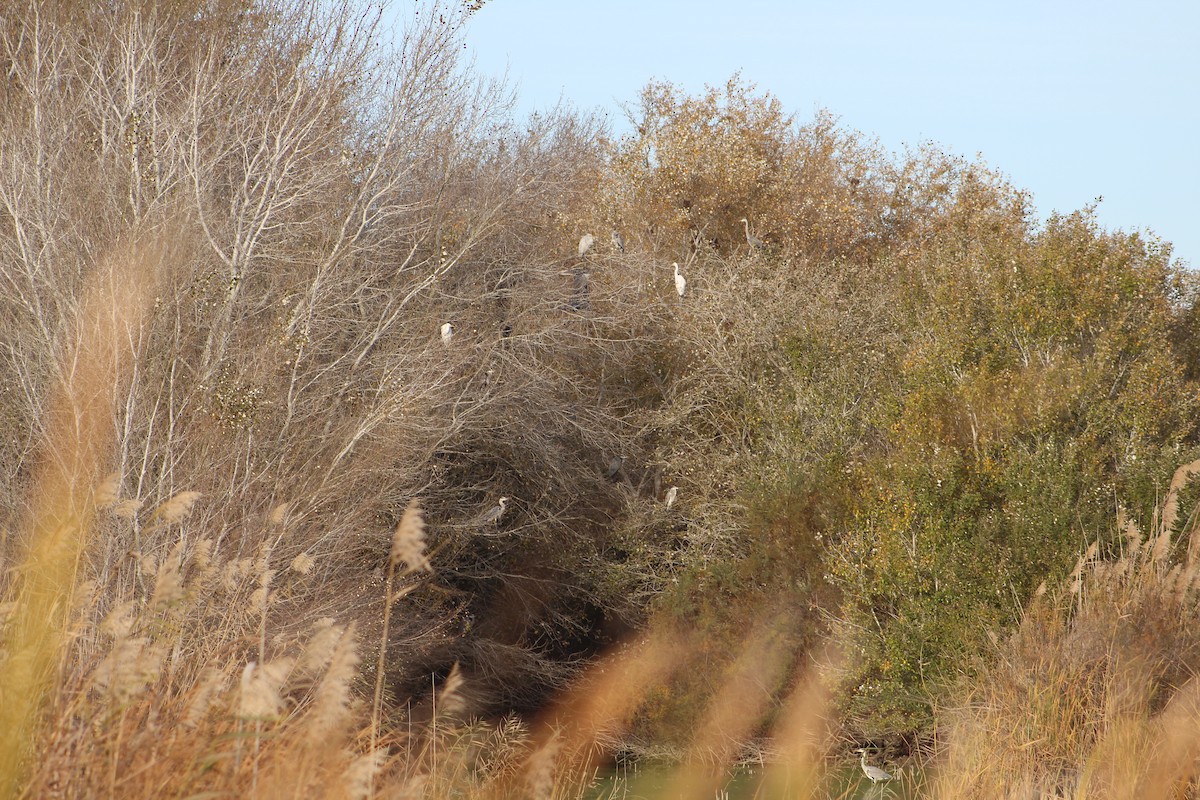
[372, 498, 430, 787]
[755, 644, 842, 798]
[0, 233, 165, 797]
[658, 617, 794, 799]
[1161, 457, 1200, 536]
[533, 626, 691, 776]
[523, 731, 563, 800]
[149, 547, 186, 611]
[92, 636, 165, 704]
[291, 552, 316, 574]
[268, 502, 289, 526]
[111, 498, 144, 519]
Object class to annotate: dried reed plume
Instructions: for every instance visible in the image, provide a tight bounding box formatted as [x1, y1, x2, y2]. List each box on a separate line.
[391, 498, 431, 574]
[237, 659, 294, 721]
[306, 621, 361, 744]
[94, 472, 121, 509]
[523, 731, 563, 800]
[151, 490, 202, 526]
[291, 551, 316, 575]
[437, 662, 467, 718]
[182, 668, 229, 729]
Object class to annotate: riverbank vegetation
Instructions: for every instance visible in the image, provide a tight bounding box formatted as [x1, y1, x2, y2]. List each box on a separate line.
[2, 1, 1198, 796]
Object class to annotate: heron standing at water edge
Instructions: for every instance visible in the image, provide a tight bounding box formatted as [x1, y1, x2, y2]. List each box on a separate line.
[856, 749, 892, 784]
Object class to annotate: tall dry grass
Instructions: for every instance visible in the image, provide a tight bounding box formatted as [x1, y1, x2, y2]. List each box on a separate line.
[0, 230, 168, 794]
[931, 459, 1200, 799]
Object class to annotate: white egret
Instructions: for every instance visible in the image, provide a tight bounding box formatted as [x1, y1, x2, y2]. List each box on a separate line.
[440, 322, 454, 345]
[672, 262, 687, 297]
[856, 749, 893, 784]
[739, 217, 765, 250]
[578, 233, 595, 257]
[665, 486, 678, 508]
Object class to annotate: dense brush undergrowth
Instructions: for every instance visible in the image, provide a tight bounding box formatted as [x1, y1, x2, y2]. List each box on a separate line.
[2, 1, 1200, 797]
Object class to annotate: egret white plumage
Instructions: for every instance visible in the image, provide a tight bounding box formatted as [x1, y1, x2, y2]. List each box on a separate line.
[578, 233, 595, 257]
[440, 322, 453, 345]
[856, 749, 893, 783]
[672, 262, 687, 297]
[739, 217, 765, 250]
[665, 486, 678, 508]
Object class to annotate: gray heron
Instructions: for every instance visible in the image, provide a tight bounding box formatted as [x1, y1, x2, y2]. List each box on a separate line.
[856, 749, 893, 784]
[570, 268, 591, 311]
[578, 233, 595, 257]
[611, 229, 625, 252]
[440, 322, 454, 345]
[604, 455, 624, 479]
[480, 497, 509, 526]
[739, 217, 765, 250]
[672, 263, 687, 297]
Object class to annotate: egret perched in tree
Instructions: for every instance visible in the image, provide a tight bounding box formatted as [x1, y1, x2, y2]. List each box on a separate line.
[578, 233, 595, 257]
[672, 262, 687, 297]
[739, 217, 765, 250]
[856, 749, 893, 784]
[480, 497, 509, 526]
[610, 229, 625, 252]
[665, 486, 678, 508]
[440, 322, 453, 345]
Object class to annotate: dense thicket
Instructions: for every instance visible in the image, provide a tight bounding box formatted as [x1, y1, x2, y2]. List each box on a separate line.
[1, 2, 1197, 792]
[0, 0, 675, 726]
[596, 77, 1200, 743]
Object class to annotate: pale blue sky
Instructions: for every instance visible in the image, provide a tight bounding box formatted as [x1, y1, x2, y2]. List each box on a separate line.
[428, 1, 1197, 267]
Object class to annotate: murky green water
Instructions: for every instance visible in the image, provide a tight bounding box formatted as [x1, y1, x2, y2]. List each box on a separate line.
[588, 761, 925, 799]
